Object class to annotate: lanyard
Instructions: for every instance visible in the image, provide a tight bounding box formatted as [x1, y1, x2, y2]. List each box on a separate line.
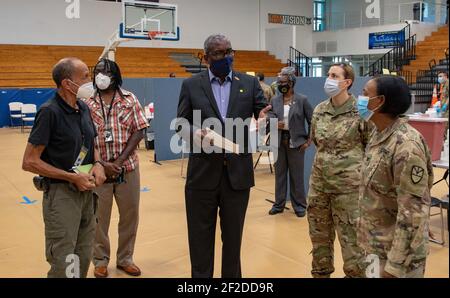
[99, 91, 116, 129]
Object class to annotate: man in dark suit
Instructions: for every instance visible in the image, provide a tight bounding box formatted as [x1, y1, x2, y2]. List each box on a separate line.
[176, 34, 271, 278]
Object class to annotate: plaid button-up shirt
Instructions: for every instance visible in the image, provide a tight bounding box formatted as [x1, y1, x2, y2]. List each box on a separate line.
[82, 89, 149, 173]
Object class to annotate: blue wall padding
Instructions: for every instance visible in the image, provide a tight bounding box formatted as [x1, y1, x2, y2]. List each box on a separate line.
[0, 78, 371, 194]
[0, 88, 56, 127]
[0, 89, 22, 127]
[122, 76, 371, 193]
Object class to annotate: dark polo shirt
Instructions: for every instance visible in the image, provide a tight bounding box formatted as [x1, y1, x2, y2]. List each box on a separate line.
[28, 92, 97, 173]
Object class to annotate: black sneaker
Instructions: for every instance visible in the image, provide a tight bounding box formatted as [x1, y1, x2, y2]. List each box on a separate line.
[268, 207, 284, 215]
[295, 210, 306, 217]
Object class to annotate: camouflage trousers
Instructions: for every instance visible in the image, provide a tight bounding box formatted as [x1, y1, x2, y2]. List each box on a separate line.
[307, 187, 364, 278]
[362, 257, 426, 278]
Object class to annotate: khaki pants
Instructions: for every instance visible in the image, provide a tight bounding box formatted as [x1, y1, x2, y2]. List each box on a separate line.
[43, 183, 96, 278]
[93, 167, 140, 267]
[307, 187, 364, 278]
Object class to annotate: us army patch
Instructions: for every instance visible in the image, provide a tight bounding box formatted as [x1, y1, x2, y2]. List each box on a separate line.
[411, 165, 425, 184]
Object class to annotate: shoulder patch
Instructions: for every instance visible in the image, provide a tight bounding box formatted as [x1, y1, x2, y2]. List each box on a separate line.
[411, 165, 425, 184]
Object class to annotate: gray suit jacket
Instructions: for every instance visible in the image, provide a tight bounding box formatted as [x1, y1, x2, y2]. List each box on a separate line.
[269, 93, 313, 148]
[177, 70, 267, 190]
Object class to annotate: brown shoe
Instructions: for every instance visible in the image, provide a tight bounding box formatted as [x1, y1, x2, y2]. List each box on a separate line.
[116, 264, 141, 276]
[94, 266, 108, 278]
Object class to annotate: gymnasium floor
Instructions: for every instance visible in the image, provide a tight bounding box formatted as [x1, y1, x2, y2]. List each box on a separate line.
[0, 127, 448, 278]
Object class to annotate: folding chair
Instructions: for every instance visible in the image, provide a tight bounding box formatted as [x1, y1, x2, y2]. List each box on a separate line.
[430, 196, 449, 245]
[253, 132, 273, 173]
[21, 104, 37, 133]
[8, 102, 24, 127]
[430, 169, 449, 245]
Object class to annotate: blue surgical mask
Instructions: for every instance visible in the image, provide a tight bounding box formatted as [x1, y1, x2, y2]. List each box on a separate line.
[210, 56, 233, 78]
[357, 95, 382, 121]
[324, 78, 343, 97]
[438, 77, 446, 84]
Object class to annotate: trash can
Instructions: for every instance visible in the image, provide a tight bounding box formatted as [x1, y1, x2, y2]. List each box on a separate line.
[408, 116, 448, 161]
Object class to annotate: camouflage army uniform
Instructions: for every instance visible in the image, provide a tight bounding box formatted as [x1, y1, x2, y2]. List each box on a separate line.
[358, 117, 433, 278]
[439, 79, 448, 115]
[440, 79, 449, 135]
[259, 81, 275, 103]
[307, 95, 373, 278]
[270, 81, 279, 97]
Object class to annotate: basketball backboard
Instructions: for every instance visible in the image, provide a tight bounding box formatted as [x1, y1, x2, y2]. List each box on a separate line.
[120, 0, 179, 41]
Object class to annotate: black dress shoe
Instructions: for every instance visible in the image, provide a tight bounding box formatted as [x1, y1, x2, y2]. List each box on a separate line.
[269, 207, 284, 215]
[295, 210, 306, 217]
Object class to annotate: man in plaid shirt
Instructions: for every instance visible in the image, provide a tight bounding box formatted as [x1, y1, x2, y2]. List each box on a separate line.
[82, 59, 148, 278]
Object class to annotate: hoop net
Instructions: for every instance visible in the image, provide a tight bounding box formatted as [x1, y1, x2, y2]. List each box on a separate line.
[147, 31, 165, 47]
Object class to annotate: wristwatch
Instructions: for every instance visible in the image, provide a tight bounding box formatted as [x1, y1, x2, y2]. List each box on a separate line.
[94, 160, 104, 167]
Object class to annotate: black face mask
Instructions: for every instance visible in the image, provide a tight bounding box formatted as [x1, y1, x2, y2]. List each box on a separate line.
[278, 84, 290, 94]
[210, 56, 233, 78]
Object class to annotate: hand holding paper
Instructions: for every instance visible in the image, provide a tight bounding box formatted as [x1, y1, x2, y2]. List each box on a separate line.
[204, 128, 240, 154]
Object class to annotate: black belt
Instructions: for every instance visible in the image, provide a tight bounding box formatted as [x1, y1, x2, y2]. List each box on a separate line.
[281, 130, 290, 139]
[46, 178, 70, 184]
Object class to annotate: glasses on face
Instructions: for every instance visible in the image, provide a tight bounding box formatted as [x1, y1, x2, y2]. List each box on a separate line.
[208, 48, 236, 59]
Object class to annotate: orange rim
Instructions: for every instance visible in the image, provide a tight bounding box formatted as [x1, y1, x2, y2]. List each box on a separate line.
[148, 31, 163, 40]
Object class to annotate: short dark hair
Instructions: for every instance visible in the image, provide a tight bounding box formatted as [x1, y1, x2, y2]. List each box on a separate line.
[331, 63, 355, 90]
[438, 71, 448, 77]
[256, 73, 264, 81]
[52, 57, 78, 87]
[374, 75, 411, 117]
[93, 58, 123, 90]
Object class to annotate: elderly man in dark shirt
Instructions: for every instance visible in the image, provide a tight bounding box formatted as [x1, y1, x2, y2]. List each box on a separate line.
[22, 57, 106, 278]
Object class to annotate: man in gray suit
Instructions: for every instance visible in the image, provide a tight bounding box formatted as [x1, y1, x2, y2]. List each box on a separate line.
[268, 67, 313, 217]
[176, 34, 270, 278]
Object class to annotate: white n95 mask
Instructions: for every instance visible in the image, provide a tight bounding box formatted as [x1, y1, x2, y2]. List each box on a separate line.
[77, 82, 95, 99]
[95, 73, 111, 90]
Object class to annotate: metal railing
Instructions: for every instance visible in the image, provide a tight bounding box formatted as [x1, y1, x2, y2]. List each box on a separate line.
[398, 70, 413, 85]
[428, 58, 440, 87]
[366, 23, 417, 76]
[429, 58, 437, 70]
[323, 1, 447, 31]
[410, 57, 445, 105]
[196, 52, 204, 72]
[413, 69, 435, 104]
[288, 47, 312, 77]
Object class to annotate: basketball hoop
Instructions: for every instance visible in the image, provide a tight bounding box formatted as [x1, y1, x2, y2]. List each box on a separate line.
[147, 31, 159, 40]
[147, 31, 165, 47]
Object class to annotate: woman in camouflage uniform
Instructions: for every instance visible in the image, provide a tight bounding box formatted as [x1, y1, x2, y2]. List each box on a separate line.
[307, 63, 372, 278]
[357, 76, 433, 278]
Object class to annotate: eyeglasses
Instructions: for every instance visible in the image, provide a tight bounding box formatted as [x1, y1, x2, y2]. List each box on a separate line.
[208, 48, 236, 59]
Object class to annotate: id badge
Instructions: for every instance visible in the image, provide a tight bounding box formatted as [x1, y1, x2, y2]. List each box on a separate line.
[104, 129, 113, 143]
[72, 145, 88, 172]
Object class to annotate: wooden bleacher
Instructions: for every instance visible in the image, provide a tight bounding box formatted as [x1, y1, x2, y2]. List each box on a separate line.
[402, 25, 449, 83]
[0, 45, 286, 88]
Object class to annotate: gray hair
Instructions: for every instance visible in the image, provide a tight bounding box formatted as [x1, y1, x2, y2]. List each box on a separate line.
[52, 57, 81, 88]
[203, 34, 232, 54]
[277, 66, 297, 86]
